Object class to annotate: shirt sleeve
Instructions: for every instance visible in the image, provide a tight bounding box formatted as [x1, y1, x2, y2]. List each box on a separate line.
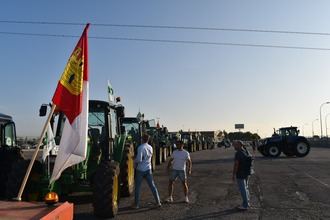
[186, 151, 191, 160]
[135, 147, 143, 163]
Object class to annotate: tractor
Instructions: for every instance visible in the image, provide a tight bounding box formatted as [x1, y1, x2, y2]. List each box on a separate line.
[0, 113, 23, 198]
[5, 100, 135, 218]
[180, 131, 195, 152]
[120, 116, 156, 171]
[257, 126, 310, 158]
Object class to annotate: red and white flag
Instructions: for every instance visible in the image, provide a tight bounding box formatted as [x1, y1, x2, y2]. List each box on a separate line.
[50, 24, 89, 183]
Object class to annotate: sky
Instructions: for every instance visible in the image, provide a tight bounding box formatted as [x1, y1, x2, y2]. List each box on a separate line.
[1, 1, 330, 138]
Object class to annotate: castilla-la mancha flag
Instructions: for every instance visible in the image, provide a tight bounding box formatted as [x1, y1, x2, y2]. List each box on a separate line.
[50, 24, 89, 183]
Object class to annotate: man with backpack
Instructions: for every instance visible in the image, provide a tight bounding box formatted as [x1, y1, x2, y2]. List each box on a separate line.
[232, 140, 254, 210]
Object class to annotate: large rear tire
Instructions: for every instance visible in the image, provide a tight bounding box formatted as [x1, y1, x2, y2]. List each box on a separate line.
[5, 159, 43, 201]
[294, 141, 310, 157]
[120, 145, 135, 197]
[93, 161, 120, 218]
[266, 145, 281, 158]
[0, 147, 23, 198]
[162, 147, 167, 162]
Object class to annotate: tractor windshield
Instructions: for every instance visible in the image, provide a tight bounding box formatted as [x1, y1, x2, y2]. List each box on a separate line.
[89, 111, 105, 138]
[121, 121, 139, 136]
[279, 128, 298, 137]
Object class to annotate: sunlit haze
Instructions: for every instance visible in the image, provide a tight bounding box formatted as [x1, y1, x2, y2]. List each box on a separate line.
[1, 1, 330, 138]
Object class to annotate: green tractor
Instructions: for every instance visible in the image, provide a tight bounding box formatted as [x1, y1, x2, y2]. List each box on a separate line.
[5, 100, 135, 218]
[120, 116, 161, 170]
[0, 113, 23, 198]
[180, 131, 195, 152]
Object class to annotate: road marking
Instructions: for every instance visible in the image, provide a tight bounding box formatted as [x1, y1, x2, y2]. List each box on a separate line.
[304, 172, 330, 188]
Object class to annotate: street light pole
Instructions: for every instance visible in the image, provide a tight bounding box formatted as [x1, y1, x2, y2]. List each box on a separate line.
[301, 123, 308, 136]
[319, 102, 330, 138]
[312, 119, 319, 137]
[325, 113, 330, 138]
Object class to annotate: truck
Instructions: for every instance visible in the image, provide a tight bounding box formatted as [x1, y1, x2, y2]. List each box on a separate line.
[257, 126, 310, 158]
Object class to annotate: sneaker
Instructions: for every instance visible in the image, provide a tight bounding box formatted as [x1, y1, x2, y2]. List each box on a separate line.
[185, 197, 190, 203]
[237, 205, 248, 211]
[157, 202, 162, 208]
[132, 204, 139, 209]
[166, 197, 173, 203]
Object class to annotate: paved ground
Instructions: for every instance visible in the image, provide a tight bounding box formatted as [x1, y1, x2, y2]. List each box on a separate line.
[74, 146, 330, 220]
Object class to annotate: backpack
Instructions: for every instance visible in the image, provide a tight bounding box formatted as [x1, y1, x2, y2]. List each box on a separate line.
[241, 148, 254, 175]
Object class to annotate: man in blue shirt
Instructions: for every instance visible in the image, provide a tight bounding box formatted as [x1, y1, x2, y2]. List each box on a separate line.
[133, 133, 161, 209]
[232, 140, 254, 210]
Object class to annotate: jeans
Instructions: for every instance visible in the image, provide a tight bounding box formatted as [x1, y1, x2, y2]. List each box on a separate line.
[135, 169, 161, 206]
[237, 177, 250, 208]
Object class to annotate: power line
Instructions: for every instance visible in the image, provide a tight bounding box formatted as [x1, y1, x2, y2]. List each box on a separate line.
[1, 31, 330, 51]
[1, 20, 330, 36]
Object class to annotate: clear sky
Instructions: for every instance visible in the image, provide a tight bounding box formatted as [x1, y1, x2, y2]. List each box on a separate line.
[1, 0, 330, 138]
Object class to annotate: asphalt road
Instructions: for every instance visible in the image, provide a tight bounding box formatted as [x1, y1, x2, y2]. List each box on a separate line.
[73, 146, 330, 220]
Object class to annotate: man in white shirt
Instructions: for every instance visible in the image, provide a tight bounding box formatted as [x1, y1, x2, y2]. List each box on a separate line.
[134, 133, 161, 209]
[166, 140, 192, 203]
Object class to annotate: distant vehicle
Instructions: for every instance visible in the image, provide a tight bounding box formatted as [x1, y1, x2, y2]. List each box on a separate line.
[257, 126, 310, 158]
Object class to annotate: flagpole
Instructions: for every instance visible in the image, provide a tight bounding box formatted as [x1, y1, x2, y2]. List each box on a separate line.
[14, 104, 56, 201]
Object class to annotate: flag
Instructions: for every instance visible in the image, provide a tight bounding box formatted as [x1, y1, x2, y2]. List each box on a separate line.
[42, 123, 56, 162]
[108, 80, 115, 105]
[50, 24, 90, 183]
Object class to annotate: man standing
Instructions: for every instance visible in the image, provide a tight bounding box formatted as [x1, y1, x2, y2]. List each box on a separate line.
[134, 133, 161, 209]
[166, 140, 192, 203]
[232, 140, 254, 210]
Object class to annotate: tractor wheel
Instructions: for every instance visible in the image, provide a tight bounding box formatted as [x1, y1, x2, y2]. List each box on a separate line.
[156, 147, 163, 165]
[294, 141, 310, 157]
[151, 152, 156, 172]
[5, 159, 43, 200]
[188, 144, 193, 153]
[266, 145, 281, 158]
[120, 145, 135, 197]
[168, 145, 172, 156]
[0, 147, 23, 198]
[162, 147, 167, 162]
[93, 161, 120, 218]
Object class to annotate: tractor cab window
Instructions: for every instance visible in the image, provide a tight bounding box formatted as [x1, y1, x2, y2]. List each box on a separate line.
[3, 122, 16, 147]
[89, 111, 106, 143]
[288, 129, 298, 136]
[279, 129, 288, 137]
[122, 122, 139, 136]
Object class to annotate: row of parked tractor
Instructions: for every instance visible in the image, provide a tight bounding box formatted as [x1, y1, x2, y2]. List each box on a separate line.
[0, 99, 217, 218]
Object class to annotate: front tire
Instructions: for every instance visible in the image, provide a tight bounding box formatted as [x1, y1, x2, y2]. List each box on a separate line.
[120, 145, 135, 197]
[93, 161, 120, 218]
[295, 141, 310, 157]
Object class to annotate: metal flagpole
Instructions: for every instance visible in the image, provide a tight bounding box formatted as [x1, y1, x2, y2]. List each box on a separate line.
[14, 104, 56, 201]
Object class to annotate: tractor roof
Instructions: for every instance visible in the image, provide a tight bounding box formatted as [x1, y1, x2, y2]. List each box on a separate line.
[0, 113, 13, 122]
[279, 126, 298, 130]
[121, 117, 139, 123]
